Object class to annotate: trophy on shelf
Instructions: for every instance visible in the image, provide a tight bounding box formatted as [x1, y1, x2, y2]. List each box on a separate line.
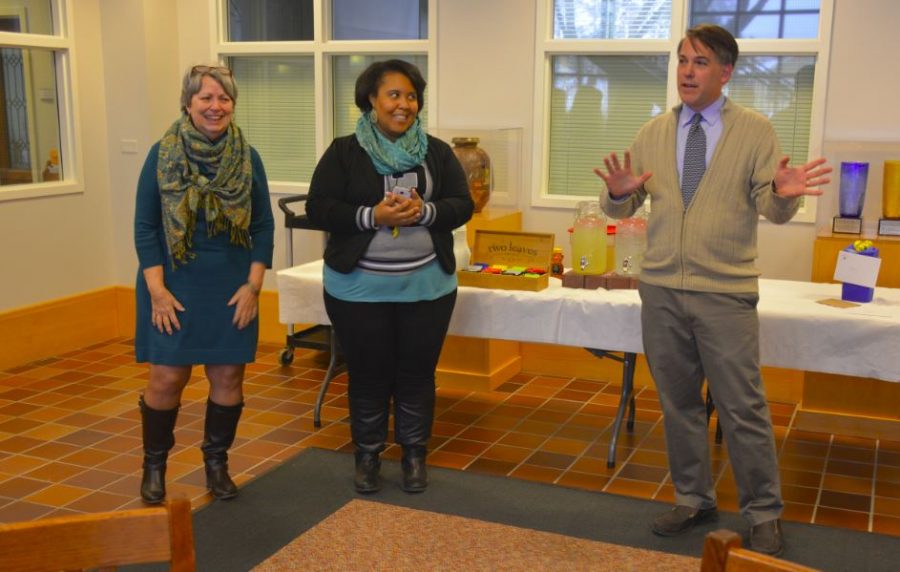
[833, 161, 869, 234]
[878, 160, 900, 236]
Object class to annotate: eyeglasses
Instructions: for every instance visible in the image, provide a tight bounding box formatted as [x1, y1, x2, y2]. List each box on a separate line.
[191, 65, 233, 76]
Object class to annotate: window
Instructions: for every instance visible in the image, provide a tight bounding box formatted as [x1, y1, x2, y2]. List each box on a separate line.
[0, 0, 78, 202]
[216, 0, 433, 195]
[535, 0, 833, 221]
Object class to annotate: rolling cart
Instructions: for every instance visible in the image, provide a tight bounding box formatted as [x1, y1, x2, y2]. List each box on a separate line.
[277, 195, 342, 427]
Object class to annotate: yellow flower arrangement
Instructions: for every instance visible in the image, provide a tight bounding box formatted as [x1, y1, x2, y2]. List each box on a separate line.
[853, 239, 874, 252]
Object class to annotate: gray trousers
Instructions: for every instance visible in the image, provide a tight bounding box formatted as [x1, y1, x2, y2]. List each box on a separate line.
[638, 282, 783, 525]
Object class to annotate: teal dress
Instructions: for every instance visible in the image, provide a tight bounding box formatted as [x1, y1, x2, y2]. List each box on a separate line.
[133, 142, 274, 365]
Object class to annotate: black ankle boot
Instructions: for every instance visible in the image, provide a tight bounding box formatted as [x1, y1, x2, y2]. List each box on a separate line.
[401, 446, 427, 493]
[201, 399, 243, 500]
[354, 452, 382, 494]
[139, 396, 179, 505]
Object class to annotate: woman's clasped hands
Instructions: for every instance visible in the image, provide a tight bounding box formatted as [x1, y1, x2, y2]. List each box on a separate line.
[375, 189, 422, 228]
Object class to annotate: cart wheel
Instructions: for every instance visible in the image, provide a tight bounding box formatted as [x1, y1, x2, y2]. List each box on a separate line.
[279, 348, 294, 366]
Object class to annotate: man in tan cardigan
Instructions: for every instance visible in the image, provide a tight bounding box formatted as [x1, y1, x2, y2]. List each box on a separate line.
[595, 24, 831, 556]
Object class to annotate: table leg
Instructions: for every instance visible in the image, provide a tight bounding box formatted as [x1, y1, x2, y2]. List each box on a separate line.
[313, 329, 342, 428]
[585, 349, 637, 468]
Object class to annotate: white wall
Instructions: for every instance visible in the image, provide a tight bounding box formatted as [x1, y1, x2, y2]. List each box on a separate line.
[101, 0, 183, 287]
[4, 0, 900, 313]
[0, 0, 114, 311]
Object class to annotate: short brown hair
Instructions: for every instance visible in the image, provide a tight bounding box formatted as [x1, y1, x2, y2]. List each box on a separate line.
[679, 24, 739, 67]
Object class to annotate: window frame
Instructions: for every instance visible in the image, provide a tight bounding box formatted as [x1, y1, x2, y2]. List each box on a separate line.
[531, 0, 834, 223]
[210, 0, 437, 197]
[0, 0, 82, 203]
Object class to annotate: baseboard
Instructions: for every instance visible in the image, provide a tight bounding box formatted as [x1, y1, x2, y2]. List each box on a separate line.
[0, 287, 121, 371]
[794, 408, 900, 441]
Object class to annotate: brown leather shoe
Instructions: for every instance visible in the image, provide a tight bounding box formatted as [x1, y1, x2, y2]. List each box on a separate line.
[651, 505, 718, 536]
[749, 519, 784, 556]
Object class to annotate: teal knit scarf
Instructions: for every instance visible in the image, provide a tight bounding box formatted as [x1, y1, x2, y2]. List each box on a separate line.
[355, 114, 428, 175]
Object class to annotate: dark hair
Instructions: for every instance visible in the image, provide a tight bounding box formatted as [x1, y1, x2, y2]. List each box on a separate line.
[354, 59, 426, 113]
[678, 24, 739, 67]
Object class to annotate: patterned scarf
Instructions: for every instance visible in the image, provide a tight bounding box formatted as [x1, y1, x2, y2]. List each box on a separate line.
[156, 115, 252, 268]
[355, 113, 428, 175]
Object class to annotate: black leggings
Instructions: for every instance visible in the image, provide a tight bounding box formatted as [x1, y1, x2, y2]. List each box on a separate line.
[324, 290, 457, 451]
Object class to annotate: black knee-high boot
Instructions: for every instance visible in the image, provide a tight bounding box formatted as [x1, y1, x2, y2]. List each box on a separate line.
[139, 396, 179, 504]
[201, 399, 243, 500]
[349, 394, 389, 494]
[396, 391, 434, 493]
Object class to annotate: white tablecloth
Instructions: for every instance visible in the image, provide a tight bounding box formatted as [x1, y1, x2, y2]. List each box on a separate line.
[278, 260, 900, 383]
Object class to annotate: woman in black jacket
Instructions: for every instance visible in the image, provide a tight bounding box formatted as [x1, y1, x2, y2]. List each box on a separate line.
[306, 60, 473, 494]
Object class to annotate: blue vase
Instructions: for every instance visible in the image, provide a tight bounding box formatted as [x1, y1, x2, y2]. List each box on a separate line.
[838, 162, 869, 218]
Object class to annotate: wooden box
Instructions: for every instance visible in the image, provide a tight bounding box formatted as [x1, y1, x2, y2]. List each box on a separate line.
[457, 230, 554, 291]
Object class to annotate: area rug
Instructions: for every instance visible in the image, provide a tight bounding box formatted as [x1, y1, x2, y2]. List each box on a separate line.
[251, 499, 699, 571]
[162, 448, 900, 572]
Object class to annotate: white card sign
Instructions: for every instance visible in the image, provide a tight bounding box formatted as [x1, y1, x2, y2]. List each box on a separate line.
[833, 251, 881, 288]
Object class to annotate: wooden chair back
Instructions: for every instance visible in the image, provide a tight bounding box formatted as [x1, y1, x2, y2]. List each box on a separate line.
[701, 529, 819, 572]
[0, 498, 195, 572]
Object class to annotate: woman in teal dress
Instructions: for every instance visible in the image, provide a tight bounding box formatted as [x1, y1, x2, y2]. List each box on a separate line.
[133, 64, 274, 504]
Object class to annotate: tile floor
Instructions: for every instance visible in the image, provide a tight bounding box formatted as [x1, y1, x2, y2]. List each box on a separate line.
[1, 338, 899, 538]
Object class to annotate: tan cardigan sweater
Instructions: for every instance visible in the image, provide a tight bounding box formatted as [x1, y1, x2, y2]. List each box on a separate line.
[600, 99, 801, 294]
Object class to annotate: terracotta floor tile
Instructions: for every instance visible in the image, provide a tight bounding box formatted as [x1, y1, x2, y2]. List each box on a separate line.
[63, 469, 126, 489]
[25, 442, 82, 461]
[64, 490, 133, 512]
[437, 439, 492, 457]
[515, 419, 560, 436]
[813, 506, 870, 531]
[781, 502, 815, 524]
[821, 473, 873, 496]
[779, 453, 826, 473]
[604, 477, 659, 499]
[23, 462, 85, 482]
[540, 437, 590, 457]
[456, 426, 506, 443]
[877, 465, 900, 483]
[25, 483, 92, 506]
[0, 476, 52, 498]
[0, 455, 46, 475]
[509, 464, 562, 484]
[553, 424, 600, 442]
[872, 514, 900, 536]
[879, 450, 900, 467]
[781, 484, 819, 505]
[0, 417, 43, 433]
[0, 435, 43, 454]
[827, 459, 875, 479]
[480, 444, 531, 464]
[258, 427, 310, 446]
[875, 480, 900, 499]
[874, 495, 900, 516]
[21, 423, 77, 442]
[0, 500, 55, 523]
[498, 432, 547, 449]
[470, 415, 520, 431]
[467, 457, 516, 477]
[615, 462, 668, 483]
[818, 489, 872, 512]
[427, 450, 474, 470]
[524, 450, 575, 470]
[830, 444, 877, 464]
[780, 467, 824, 489]
[95, 453, 142, 475]
[557, 470, 609, 492]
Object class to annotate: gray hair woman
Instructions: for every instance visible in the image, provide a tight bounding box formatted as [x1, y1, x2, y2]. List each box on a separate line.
[133, 64, 274, 504]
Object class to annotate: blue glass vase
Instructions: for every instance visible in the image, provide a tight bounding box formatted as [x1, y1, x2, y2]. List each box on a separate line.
[838, 162, 869, 218]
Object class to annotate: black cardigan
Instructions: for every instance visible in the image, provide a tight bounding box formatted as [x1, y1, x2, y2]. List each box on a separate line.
[306, 134, 474, 274]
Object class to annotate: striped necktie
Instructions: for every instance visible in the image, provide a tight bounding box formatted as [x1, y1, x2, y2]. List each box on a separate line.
[681, 113, 706, 208]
